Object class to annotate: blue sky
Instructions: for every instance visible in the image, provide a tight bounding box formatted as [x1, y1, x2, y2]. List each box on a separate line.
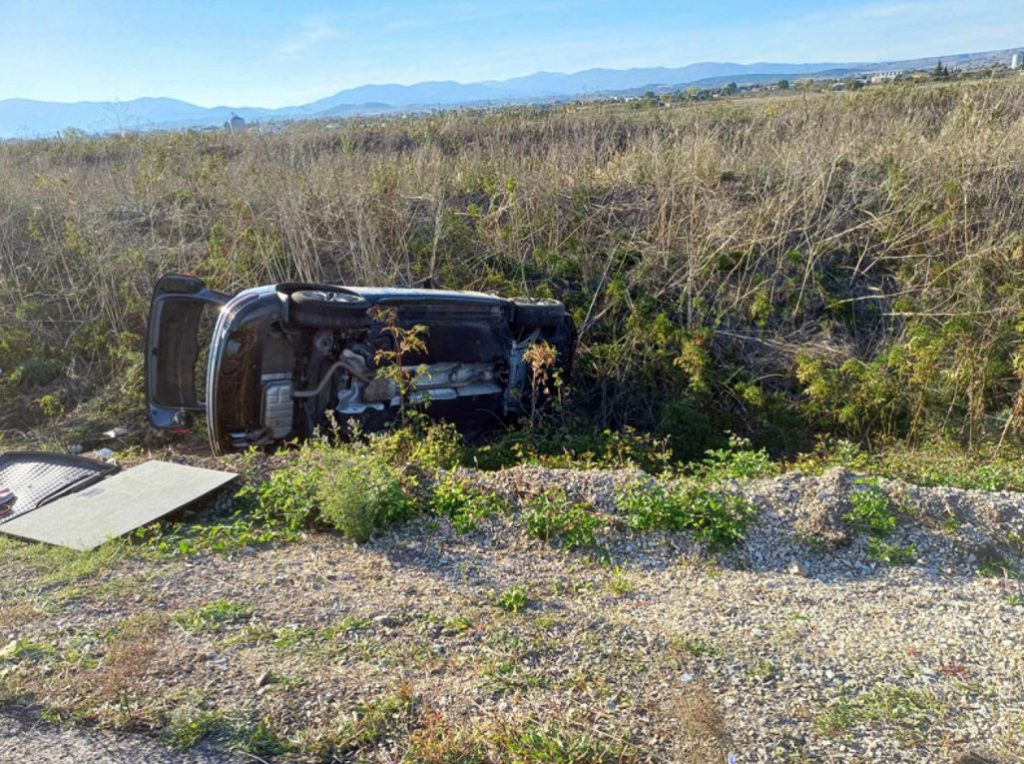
[1, 0, 1022, 106]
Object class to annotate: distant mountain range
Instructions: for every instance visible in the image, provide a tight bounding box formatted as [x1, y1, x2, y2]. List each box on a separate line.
[0, 48, 1015, 139]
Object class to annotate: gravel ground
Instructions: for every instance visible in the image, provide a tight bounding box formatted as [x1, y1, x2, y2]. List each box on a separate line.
[0, 465, 1021, 762]
[0, 708, 243, 763]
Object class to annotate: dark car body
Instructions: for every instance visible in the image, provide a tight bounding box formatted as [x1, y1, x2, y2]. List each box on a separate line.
[146, 274, 574, 454]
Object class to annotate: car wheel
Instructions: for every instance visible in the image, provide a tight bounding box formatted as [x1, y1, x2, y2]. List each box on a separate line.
[511, 297, 565, 329]
[290, 289, 370, 330]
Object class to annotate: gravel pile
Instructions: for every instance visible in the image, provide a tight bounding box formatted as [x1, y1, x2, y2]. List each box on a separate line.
[739, 467, 1024, 578]
[459, 463, 655, 512]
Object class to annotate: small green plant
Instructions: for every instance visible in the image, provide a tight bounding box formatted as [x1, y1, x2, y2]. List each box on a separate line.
[430, 474, 507, 533]
[338, 615, 372, 633]
[813, 684, 944, 737]
[35, 393, 64, 417]
[693, 435, 776, 481]
[618, 481, 755, 551]
[493, 585, 528, 613]
[262, 625, 321, 650]
[503, 720, 625, 761]
[173, 599, 252, 633]
[317, 687, 418, 758]
[976, 548, 1020, 579]
[370, 306, 429, 425]
[867, 538, 918, 565]
[606, 566, 636, 596]
[522, 490, 603, 551]
[939, 513, 962, 532]
[230, 716, 293, 757]
[442, 615, 474, 634]
[746, 658, 778, 680]
[670, 634, 721, 658]
[164, 709, 232, 748]
[0, 638, 54, 664]
[240, 449, 322, 531]
[843, 479, 897, 536]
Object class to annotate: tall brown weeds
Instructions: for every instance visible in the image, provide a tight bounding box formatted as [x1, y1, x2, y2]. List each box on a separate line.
[4, 79, 1024, 452]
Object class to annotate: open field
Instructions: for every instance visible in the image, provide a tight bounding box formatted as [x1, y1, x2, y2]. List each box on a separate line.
[3, 79, 1024, 762]
[5, 77, 1024, 454]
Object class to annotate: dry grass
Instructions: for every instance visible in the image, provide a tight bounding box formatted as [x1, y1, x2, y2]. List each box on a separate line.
[663, 681, 731, 763]
[4, 78, 1024, 453]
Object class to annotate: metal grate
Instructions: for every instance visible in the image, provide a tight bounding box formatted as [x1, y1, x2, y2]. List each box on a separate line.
[0, 452, 117, 524]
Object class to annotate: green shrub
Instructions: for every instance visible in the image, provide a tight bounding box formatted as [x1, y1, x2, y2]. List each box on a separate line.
[522, 491, 603, 550]
[692, 435, 776, 481]
[7, 357, 63, 388]
[430, 474, 507, 534]
[242, 452, 323, 532]
[317, 450, 413, 542]
[370, 418, 465, 471]
[844, 479, 897, 536]
[472, 423, 672, 474]
[618, 481, 755, 551]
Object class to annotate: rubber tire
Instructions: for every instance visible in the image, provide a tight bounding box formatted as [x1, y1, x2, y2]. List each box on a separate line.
[511, 297, 565, 329]
[290, 288, 370, 330]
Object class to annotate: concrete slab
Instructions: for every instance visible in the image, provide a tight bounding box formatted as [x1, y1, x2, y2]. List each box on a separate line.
[0, 461, 237, 551]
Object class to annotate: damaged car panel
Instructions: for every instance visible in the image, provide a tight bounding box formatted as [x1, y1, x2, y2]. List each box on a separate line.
[146, 274, 575, 454]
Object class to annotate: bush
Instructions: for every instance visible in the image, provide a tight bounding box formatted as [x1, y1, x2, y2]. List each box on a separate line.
[472, 422, 673, 473]
[430, 474, 507, 534]
[369, 418, 465, 471]
[618, 481, 755, 551]
[317, 449, 413, 542]
[243, 452, 323, 532]
[7, 357, 63, 388]
[691, 435, 776, 481]
[522, 490, 603, 550]
[843, 479, 897, 536]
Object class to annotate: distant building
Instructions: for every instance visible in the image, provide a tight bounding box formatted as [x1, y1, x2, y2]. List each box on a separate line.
[1012, 52, 1023, 70]
[869, 70, 905, 84]
[223, 113, 246, 132]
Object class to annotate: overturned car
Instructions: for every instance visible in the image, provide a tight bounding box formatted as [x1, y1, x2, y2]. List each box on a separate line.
[146, 274, 574, 454]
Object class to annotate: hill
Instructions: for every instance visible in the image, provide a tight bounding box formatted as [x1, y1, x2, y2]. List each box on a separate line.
[0, 47, 1017, 137]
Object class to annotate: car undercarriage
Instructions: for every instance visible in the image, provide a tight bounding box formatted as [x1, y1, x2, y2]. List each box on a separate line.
[146, 274, 575, 454]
